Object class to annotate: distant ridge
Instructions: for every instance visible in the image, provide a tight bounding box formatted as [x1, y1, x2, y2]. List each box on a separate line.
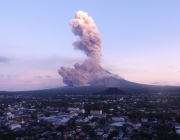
[1, 78, 180, 94]
[94, 87, 127, 95]
[90, 77, 180, 93]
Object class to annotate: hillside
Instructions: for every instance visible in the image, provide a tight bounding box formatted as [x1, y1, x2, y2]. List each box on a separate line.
[93, 87, 127, 95]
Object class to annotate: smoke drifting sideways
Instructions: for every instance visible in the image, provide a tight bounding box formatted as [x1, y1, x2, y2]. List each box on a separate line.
[58, 11, 120, 86]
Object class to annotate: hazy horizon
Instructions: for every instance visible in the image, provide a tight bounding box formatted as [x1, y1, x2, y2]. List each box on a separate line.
[1, 1, 180, 91]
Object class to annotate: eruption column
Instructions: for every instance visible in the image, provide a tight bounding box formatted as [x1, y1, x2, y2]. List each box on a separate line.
[58, 11, 119, 86]
[69, 11, 102, 58]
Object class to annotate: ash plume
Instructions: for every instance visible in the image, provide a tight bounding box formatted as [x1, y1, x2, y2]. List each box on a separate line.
[70, 11, 102, 58]
[58, 11, 120, 86]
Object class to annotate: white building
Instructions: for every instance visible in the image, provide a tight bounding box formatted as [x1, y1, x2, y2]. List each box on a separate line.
[68, 107, 79, 112]
[132, 123, 141, 129]
[176, 129, 180, 135]
[112, 117, 125, 122]
[90, 110, 106, 118]
[90, 110, 102, 115]
[111, 122, 125, 127]
[5, 112, 15, 120]
[175, 125, 180, 129]
[141, 118, 148, 123]
[9, 124, 21, 130]
[81, 109, 85, 114]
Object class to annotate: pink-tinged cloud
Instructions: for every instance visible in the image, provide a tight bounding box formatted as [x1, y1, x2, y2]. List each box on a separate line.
[58, 11, 121, 86]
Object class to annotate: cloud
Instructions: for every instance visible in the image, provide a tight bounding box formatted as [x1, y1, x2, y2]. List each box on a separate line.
[12, 55, 85, 71]
[13, 75, 19, 77]
[0, 75, 5, 78]
[0, 75, 19, 79]
[7, 75, 11, 79]
[150, 82, 168, 85]
[34, 76, 42, 79]
[44, 76, 51, 79]
[176, 83, 180, 86]
[3, 75, 18, 80]
[24, 81, 31, 83]
[0, 56, 10, 63]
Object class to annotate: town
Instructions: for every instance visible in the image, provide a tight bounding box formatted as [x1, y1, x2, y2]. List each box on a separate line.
[0, 92, 180, 140]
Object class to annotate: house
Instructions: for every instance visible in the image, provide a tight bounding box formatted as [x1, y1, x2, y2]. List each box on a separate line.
[111, 122, 125, 127]
[81, 109, 85, 114]
[11, 110, 23, 115]
[175, 124, 180, 129]
[112, 117, 125, 122]
[103, 134, 108, 139]
[9, 124, 21, 130]
[76, 118, 89, 123]
[68, 107, 79, 112]
[141, 118, 148, 123]
[97, 129, 104, 136]
[132, 123, 141, 129]
[118, 132, 124, 139]
[90, 110, 106, 118]
[90, 110, 102, 115]
[5, 112, 15, 120]
[176, 129, 180, 135]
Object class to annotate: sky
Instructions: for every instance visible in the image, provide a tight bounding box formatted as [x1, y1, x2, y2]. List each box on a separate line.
[0, 0, 180, 91]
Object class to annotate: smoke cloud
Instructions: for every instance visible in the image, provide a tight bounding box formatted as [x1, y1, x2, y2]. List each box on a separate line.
[58, 11, 119, 86]
[70, 11, 102, 58]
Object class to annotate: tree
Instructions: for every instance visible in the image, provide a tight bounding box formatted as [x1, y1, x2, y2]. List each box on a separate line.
[99, 118, 106, 125]
[90, 117, 98, 122]
[108, 130, 119, 139]
[45, 112, 51, 117]
[82, 125, 91, 132]
[56, 125, 66, 133]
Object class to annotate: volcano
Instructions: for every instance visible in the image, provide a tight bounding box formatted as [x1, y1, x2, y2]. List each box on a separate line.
[1, 79, 180, 94]
[90, 77, 180, 93]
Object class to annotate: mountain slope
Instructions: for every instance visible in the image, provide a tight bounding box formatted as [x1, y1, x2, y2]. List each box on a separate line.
[91, 77, 180, 93]
[1, 78, 180, 94]
[94, 87, 127, 95]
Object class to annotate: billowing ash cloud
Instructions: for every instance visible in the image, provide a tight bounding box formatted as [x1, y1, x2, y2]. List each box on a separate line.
[58, 11, 120, 86]
[70, 11, 102, 58]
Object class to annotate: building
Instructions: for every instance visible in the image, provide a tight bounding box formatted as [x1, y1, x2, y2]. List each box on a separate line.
[90, 110, 106, 118]
[112, 117, 125, 122]
[90, 110, 102, 115]
[9, 124, 21, 130]
[141, 118, 148, 123]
